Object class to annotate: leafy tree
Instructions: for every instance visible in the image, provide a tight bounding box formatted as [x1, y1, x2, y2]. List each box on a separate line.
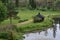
[29, 0, 36, 9]
[0, 1, 7, 23]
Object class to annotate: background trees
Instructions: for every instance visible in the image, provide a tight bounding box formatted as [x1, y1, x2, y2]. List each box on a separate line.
[15, 0, 19, 7]
[29, 0, 36, 9]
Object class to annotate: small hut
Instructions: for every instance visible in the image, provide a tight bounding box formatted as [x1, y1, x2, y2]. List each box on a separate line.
[33, 13, 44, 23]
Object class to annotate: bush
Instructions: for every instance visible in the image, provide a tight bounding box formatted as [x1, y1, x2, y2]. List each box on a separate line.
[33, 16, 44, 23]
[41, 8, 46, 11]
[0, 32, 10, 39]
[11, 25, 19, 32]
[13, 16, 20, 20]
[0, 1, 7, 23]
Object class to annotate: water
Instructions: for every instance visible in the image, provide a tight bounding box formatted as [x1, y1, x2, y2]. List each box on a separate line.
[23, 20, 60, 40]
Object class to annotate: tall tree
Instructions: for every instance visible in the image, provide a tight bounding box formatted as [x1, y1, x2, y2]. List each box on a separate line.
[7, 0, 18, 24]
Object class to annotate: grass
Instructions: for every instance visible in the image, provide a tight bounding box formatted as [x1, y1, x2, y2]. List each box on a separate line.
[1, 19, 18, 26]
[0, 9, 60, 40]
[18, 10, 60, 20]
[0, 9, 60, 26]
[18, 17, 53, 33]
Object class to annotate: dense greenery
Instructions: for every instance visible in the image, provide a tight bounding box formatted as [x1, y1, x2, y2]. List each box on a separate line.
[18, 17, 53, 33]
[0, 0, 60, 40]
[6, 0, 18, 24]
[0, 10, 60, 26]
[0, 1, 7, 23]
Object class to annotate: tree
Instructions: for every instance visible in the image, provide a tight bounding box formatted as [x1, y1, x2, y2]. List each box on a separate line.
[0, 0, 8, 5]
[0, 1, 7, 23]
[55, 1, 60, 10]
[7, 1, 18, 24]
[15, 0, 19, 7]
[29, 0, 36, 9]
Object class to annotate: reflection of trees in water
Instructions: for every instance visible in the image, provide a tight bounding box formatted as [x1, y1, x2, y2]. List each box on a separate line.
[58, 21, 60, 30]
[44, 28, 48, 36]
[53, 23, 57, 38]
[59, 25, 60, 30]
[26, 34, 29, 37]
[53, 18, 60, 38]
[38, 32, 41, 35]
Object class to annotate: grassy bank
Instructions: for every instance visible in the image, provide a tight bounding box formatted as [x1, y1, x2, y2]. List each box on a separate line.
[1, 10, 60, 26]
[18, 17, 53, 33]
[0, 10, 60, 40]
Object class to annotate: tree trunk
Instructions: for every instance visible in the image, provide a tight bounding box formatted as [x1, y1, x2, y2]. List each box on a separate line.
[9, 31, 14, 40]
[15, 0, 19, 7]
[10, 16, 12, 25]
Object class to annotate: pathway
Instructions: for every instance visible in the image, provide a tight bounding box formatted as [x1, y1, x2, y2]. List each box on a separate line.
[16, 19, 33, 26]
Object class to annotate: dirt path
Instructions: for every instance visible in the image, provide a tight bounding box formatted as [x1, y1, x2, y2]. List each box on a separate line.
[16, 19, 33, 26]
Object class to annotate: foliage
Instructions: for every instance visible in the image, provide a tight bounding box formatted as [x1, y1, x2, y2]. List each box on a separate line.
[13, 16, 20, 20]
[18, 17, 53, 33]
[0, 32, 10, 39]
[33, 16, 43, 23]
[0, 32, 23, 40]
[1, 10, 60, 26]
[0, 1, 7, 23]
[6, 0, 18, 24]
[13, 33, 23, 40]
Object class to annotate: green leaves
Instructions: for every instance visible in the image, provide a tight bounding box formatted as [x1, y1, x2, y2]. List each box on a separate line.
[0, 1, 7, 23]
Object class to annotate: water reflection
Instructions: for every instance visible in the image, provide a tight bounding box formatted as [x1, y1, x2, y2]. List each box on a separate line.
[23, 19, 60, 40]
[53, 23, 57, 38]
[44, 29, 48, 36]
[59, 25, 60, 30]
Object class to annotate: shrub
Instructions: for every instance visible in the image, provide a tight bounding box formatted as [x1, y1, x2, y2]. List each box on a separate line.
[41, 8, 46, 11]
[18, 19, 28, 23]
[0, 1, 7, 23]
[13, 16, 20, 20]
[33, 15, 44, 23]
[6, 24, 18, 32]
[0, 32, 9, 39]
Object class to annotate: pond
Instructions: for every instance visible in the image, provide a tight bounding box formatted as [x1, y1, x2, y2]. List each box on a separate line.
[23, 18, 60, 40]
